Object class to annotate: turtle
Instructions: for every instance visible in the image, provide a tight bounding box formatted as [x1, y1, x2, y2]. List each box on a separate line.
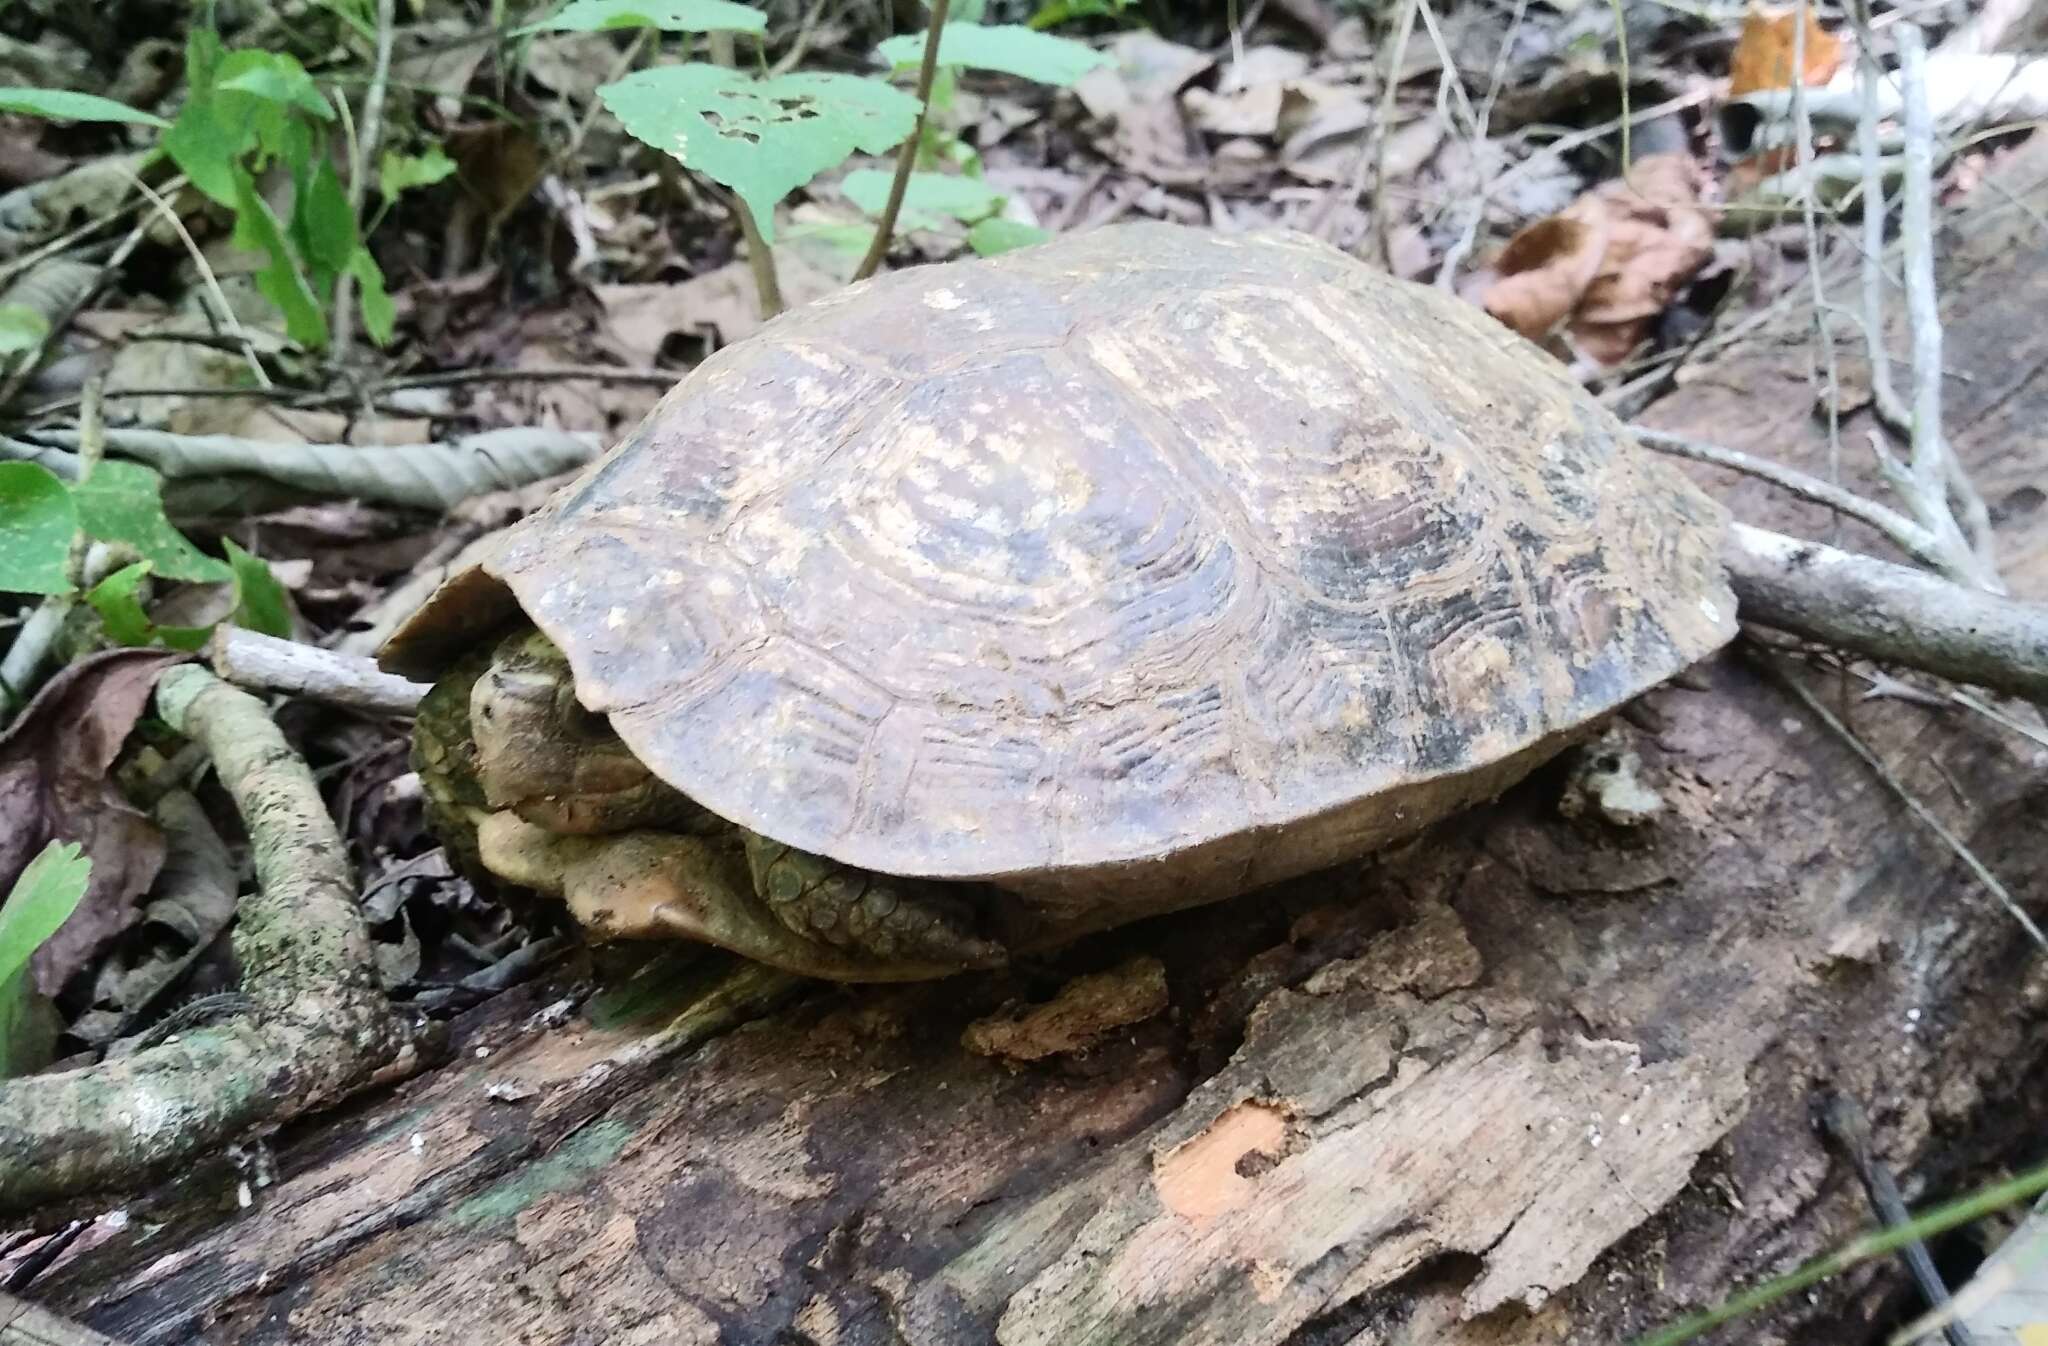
[379, 221, 1744, 982]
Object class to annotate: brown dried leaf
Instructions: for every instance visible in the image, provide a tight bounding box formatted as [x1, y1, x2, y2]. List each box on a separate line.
[1482, 202, 1611, 341]
[1728, 4, 1844, 97]
[1482, 153, 1715, 365]
[0, 649, 185, 995]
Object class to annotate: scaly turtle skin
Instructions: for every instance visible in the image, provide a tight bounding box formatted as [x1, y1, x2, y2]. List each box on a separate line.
[383, 222, 1736, 981]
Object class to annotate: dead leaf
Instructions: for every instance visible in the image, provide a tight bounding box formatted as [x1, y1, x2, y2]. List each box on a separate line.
[0, 649, 185, 996]
[1728, 4, 1844, 97]
[594, 250, 844, 365]
[1482, 153, 1715, 366]
[1481, 204, 1611, 343]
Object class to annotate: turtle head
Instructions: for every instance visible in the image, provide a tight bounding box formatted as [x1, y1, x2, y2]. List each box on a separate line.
[464, 628, 689, 836]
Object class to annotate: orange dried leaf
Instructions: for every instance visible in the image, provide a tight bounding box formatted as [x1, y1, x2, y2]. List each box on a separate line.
[1728, 4, 1843, 97]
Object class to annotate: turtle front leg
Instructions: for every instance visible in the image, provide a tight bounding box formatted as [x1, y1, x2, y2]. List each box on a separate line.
[741, 833, 1007, 972]
[476, 813, 1003, 981]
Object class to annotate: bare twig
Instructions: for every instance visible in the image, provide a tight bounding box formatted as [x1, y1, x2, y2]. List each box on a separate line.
[853, 0, 953, 283]
[209, 628, 428, 715]
[1432, 0, 1527, 291]
[121, 171, 272, 390]
[1724, 521, 2048, 707]
[1633, 429, 1947, 569]
[1789, 0, 1847, 522]
[1372, 0, 1421, 270]
[0, 667, 427, 1215]
[1893, 24, 2001, 588]
[1818, 1093, 1974, 1346]
[332, 0, 398, 364]
[1757, 649, 2048, 954]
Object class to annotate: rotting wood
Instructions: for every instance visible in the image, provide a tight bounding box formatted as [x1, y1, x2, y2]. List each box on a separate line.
[0, 1294, 127, 1346]
[22, 142, 2048, 1346]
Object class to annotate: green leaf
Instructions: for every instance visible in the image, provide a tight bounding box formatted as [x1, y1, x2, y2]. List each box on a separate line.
[85, 562, 211, 650]
[225, 539, 291, 638]
[0, 303, 49, 356]
[233, 169, 327, 348]
[0, 87, 169, 127]
[85, 561, 156, 646]
[72, 459, 233, 584]
[379, 144, 456, 198]
[163, 88, 250, 204]
[0, 841, 91, 991]
[1027, 0, 1136, 29]
[185, 26, 227, 90]
[840, 168, 1004, 227]
[966, 217, 1049, 255]
[0, 462, 78, 595]
[600, 65, 921, 243]
[349, 246, 395, 346]
[0, 840, 91, 1079]
[876, 23, 1110, 85]
[216, 51, 334, 121]
[517, 0, 767, 34]
[311, 0, 377, 39]
[299, 157, 358, 279]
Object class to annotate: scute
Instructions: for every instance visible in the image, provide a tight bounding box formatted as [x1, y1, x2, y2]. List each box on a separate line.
[387, 223, 1734, 911]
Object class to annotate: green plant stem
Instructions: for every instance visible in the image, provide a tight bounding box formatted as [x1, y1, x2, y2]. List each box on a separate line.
[696, 29, 786, 318]
[1607, 0, 1631, 173]
[332, 0, 397, 365]
[732, 190, 785, 318]
[853, 0, 953, 283]
[1632, 1159, 2048, 1346]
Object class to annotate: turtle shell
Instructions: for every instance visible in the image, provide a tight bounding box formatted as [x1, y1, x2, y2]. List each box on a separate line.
[383, 223, 1734, 913]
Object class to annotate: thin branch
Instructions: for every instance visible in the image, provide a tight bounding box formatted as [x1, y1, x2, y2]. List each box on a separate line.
[0, 667, 426, 1215]
[209, 628, 428, 716]
[1892, 24, 2001, 587]
[1632, 428, 1946, 569]
[853, 0, 953, 283]
[1757, 649, 2048, 954]
[1372, 0, 1421, 270]
[123, 170, 273, 390]
[1789, 0, 1847, 532]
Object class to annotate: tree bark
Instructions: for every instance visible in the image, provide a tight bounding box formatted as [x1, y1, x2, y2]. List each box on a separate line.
[20, 142, 2048, 1346]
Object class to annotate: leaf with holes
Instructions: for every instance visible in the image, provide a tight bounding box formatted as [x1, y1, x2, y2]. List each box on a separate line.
[600, 65, 920, 242]
[876, 23, 1109, 86]
[840, 169, 1005, 229]
[0, 462, 78, 596]
[518, 0, 767, 34]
